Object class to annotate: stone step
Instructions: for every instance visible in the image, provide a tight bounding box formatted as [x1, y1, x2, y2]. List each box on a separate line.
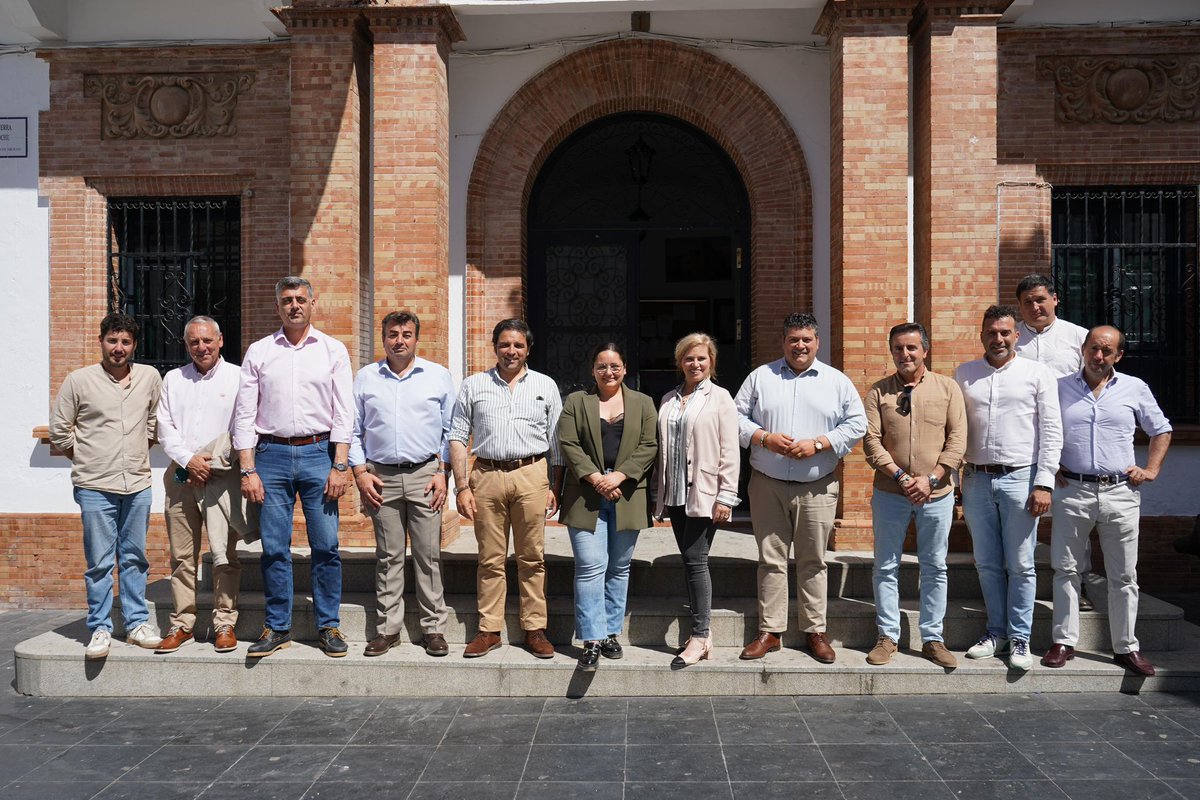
[15, 618, 1200, 698]
[205, 527, 1055, 600]
[118, 572, 1187, 653]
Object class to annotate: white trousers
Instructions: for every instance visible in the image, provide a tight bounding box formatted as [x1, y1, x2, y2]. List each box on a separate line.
[1050, 479, 1141, 654]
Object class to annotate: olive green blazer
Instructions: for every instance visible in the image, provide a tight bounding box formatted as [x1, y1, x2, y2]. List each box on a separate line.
[557, 385, 658, 532]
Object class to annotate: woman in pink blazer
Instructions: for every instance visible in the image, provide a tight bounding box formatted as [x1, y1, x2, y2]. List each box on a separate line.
[655, 332, 741, 667]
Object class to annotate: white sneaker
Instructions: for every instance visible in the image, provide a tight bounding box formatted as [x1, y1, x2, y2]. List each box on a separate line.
[85, 629, 111, 660]
[126, 622, 163, 649]
[1008, 638, 1033, 671]
[966, 633, 1010, 659]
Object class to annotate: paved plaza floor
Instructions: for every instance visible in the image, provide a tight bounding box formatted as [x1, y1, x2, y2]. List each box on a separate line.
[3, 610, 1200, 800]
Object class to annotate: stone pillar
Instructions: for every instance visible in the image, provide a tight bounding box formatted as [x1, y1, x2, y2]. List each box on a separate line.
[366, 6, 463, 365]
[816, 0, 917, 548]
[913, 1, 1010, 373]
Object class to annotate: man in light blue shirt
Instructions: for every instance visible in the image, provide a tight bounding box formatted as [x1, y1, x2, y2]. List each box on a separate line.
[351, 311, 455, 657]
[734, 312, 866, 663]
[1043, 325, 1171, 677]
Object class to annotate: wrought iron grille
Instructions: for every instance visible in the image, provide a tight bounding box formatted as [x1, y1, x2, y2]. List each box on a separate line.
[107, 197, 242, 374]
[1051, 187, 1199, 422]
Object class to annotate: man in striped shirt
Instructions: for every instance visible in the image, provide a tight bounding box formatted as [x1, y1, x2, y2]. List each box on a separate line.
[449, 319, 565, 659]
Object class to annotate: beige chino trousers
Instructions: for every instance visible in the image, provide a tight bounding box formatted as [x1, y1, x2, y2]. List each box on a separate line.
[748, 470, 839, 633]
[163, 469, 241, 630]
[470, 459, 550, 632]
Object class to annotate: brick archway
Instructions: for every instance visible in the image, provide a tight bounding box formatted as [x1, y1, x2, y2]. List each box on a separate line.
[465, 38, 812, 373]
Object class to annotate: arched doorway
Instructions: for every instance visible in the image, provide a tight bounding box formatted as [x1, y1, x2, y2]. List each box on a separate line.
[527, 113, 751, 400]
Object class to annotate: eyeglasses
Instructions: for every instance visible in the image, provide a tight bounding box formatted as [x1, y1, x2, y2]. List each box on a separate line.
[897, 385, 914, 416]
[594, 365, 625, 374]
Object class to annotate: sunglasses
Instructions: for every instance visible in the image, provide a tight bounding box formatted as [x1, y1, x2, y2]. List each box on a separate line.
[897, 385, 914, 416]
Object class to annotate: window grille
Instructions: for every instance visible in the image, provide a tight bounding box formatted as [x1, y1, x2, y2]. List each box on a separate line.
[107, 197, 241, 374]
[1051, 187, 1199, 423]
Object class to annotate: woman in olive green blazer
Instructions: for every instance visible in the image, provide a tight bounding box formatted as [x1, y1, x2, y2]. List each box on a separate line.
[558, 342, 658, 671]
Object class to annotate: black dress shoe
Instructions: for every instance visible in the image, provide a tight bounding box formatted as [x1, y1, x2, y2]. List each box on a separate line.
[577, 641, 602, 672]
[1041, 643, 1075, 668]
[1079, 584, 1095, 612]
[600, 635, 623, 660]
[247, 627, 291, 658]
[318, 627, 349, 658]
[1114, 650, 1155, 677]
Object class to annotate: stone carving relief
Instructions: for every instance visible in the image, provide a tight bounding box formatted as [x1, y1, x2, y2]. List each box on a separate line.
[83, 73, 255, 139]
[1038, 55, 1200, 124]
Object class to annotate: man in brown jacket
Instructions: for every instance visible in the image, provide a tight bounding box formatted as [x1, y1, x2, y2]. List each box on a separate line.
[863, 322, 967, 668]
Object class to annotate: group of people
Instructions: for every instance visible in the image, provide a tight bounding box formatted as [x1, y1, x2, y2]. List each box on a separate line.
[50, 273, 1171, 678]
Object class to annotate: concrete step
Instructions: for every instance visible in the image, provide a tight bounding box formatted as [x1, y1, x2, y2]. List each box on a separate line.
[118, 572, 1187, 653]
[205, 526, 1054, 600]
[16, 617, 1200, 698]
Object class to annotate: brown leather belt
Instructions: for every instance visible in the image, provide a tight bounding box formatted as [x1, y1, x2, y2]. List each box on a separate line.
[261, 432, 330, 446]
[476, 454, 545, 471]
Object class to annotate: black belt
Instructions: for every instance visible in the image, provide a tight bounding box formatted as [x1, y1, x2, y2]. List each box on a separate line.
[261, 432, 330, 446]
[1062, 469, 1129, 486]
[755, 468, 828, 485]
[966, 463, 1030, 475]
[476, 454, 545, 471]
[372, 455, 437, 470]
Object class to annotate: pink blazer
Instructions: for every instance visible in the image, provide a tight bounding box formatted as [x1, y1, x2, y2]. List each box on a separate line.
[654, 380, 741, 519]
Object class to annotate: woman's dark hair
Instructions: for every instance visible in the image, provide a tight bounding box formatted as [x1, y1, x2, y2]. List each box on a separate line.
[588, 341, 626, 366]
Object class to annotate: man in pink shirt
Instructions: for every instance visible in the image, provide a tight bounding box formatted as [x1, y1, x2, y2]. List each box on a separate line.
[234, 277, 353, 657]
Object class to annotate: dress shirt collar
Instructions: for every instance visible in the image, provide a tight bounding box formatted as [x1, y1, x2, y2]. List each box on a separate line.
[377, 357, 424, 381]
[272, 326, 320, 349]
[488, 365, 530, 386]
[980, 353, 1020, 373]
[181, 357, 228, 381]
[779, 357, 821, 378]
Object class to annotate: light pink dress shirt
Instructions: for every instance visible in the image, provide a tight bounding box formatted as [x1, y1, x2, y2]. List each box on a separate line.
[232, 326, 353, 450]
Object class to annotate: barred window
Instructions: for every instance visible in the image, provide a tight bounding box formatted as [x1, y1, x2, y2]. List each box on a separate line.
[1051, 187, 1199, 422]
[107, 197, 241, 374]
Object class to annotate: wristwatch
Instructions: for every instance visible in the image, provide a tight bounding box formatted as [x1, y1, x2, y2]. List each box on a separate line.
[927, 473, 939, 488]
[1034, 484, 1053, 492]
[334, 462, 349, 473]
[814, 440, 824, 452]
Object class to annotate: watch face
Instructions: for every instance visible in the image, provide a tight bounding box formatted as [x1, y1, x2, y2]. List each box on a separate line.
[335, 463, 348, 472]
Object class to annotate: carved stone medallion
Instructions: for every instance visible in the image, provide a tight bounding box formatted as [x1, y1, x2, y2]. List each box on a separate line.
[1038, 55, 1200, 124]
[83, 73, 255, 139]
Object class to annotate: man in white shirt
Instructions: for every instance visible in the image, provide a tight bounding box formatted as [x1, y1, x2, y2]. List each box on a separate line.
[155, 316, 244, 654]
[1014, 273, 1096, 610]
[955, 305, 1062, 671]
[1015, 273, 1088, 378]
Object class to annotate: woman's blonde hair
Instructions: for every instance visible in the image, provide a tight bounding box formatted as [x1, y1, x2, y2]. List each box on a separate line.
[674, 332, 718, 376]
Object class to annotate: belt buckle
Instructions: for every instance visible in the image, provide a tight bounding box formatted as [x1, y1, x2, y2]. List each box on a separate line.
[1099, 474, 1118, 486]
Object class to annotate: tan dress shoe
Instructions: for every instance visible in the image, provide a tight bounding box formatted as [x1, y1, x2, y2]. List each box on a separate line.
[155, 627, 193, 654]
[807, 632, 836, 664]
[463, 631, 502, 658]
[739, 631, 781, 660]
[213, 625, 238, 653]
[866, 636, 897, 665]
[922, 640, 958, 669]
[524, 629, 555, 659]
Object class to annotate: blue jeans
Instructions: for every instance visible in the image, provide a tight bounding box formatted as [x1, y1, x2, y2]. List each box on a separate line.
[961, 466, 1038, 642]
[871, 490, 953, 643]
[74, 487, 152, 633]
[256, 440, 342, 631]
[567, 497, 639, 642]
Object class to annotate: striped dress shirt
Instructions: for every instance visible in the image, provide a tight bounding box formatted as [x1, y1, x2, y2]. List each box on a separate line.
[448, 367, 564, 466]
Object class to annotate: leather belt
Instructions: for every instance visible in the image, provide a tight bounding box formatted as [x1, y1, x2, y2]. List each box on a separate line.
[261, 432, 330, 446]
[372, 455, 437, 470]
[1062, 469, 1129, 486]
[476, 454, 545, 471]
[966, 463, 1030, 475]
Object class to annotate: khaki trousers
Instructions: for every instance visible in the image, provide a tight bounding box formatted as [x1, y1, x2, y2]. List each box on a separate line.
[748, 470, 839, 633]
[163, 468, 241, 630]
[471, 459, 549, 632]
[367, 459, 449, 636]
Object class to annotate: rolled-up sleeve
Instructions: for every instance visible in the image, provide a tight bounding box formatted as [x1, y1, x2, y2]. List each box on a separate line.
[734, 371, 762, 448]
[545, 386, 564, 467]
[232, 355, 260, 451]
[827, 377, 867, 457]
[448, 382, 472, 447]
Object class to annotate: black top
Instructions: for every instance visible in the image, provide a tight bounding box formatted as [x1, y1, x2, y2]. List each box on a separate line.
[600, 416, 624, 470]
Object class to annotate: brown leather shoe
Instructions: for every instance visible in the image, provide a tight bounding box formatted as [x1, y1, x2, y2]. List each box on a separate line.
[155, 627, 192, 654]
[213, 625, 237, 653]
[423, 633, 449, 657]
[364, 633, 401, 657]
[1114, 650, 1155, 677]
[739, 631, 781, 660]
[463, 631, 502, 658]
[1041, 643, 1075, 668]
[524, 629, 555, 659]
[922, 640, 958, 669]
[807, 631, 836, 664]
[866, 636, 897, 665]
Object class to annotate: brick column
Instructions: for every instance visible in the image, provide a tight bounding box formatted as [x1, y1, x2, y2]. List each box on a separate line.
[816, 0, 917, 548]
[275, 5, 372, 541]
[366, 7, 463, 365]
[913, 1, 1010, 372]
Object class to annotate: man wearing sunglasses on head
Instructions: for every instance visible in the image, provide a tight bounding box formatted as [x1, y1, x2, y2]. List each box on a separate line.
[863, 323, 967, 668]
